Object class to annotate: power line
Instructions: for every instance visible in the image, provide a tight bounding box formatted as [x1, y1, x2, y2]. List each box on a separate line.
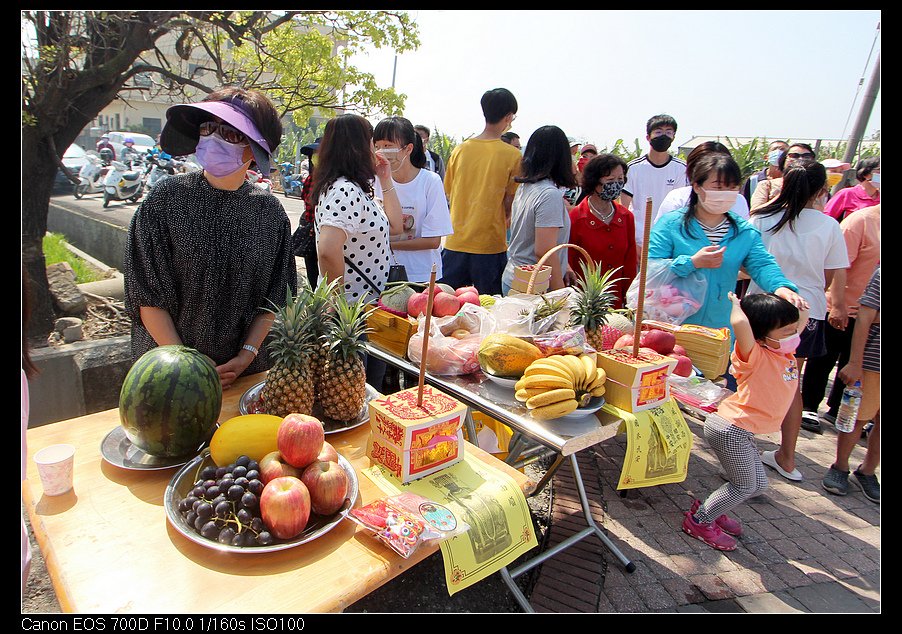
[839, 20, 880, 141]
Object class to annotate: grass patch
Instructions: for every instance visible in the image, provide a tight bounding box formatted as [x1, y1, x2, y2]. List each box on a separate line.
[43, 232, 104, 284]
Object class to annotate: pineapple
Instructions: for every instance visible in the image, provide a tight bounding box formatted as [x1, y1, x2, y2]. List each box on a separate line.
[308, 279, 341, 403]
[260, 285, 317, 418]
[319, 294, 376, 422]
[570, 262, 623, 352]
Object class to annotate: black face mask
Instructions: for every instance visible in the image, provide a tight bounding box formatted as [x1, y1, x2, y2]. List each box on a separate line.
[649, 135, 673, 152]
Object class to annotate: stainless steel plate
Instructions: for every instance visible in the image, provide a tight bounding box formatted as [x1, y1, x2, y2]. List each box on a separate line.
[100, 425, 213, 471]
[483, 373, 519, 389]
[238, 381, 379, 435]
[164, 450, 359, 554]
[557, 397, 606, 420]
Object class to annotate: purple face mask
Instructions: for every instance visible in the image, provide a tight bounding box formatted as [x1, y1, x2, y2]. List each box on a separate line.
[195, 134, 251, 177]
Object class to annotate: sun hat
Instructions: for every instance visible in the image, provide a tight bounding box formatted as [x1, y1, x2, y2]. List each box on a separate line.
[160, 100, 274, 174]
[821, 158, 851, 171]
[300, 137, 322, 156]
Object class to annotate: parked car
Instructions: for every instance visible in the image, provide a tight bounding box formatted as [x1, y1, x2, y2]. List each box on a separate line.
[53, 143, 91, 194]
[107, 131, 156, 161]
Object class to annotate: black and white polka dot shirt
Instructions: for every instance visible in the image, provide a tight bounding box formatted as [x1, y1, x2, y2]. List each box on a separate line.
[124, 171, 297, 374]
[315, 176, 390, 304]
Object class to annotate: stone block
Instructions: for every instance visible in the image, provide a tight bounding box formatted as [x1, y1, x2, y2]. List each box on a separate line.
[47, 261, 87, 315]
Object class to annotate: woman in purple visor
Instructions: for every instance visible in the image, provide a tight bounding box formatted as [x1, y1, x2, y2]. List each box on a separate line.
[124, 86, 297, 389]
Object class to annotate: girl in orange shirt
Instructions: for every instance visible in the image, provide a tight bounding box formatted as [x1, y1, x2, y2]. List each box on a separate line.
[682, 291, 806, 551]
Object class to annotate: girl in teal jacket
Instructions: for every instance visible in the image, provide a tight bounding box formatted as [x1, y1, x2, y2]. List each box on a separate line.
[647, 153, 807, 337]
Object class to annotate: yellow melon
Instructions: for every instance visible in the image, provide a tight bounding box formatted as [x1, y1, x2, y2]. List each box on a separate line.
[209, 414, 283, 466]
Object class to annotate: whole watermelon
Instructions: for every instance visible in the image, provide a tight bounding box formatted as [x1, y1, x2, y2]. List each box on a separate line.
[119, 345, 222, 457]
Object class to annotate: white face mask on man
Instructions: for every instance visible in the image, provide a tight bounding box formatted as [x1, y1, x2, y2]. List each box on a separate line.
[699, 189, 738, 215]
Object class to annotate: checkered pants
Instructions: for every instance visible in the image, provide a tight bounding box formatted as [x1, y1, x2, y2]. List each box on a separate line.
[694, 413, 768, 524]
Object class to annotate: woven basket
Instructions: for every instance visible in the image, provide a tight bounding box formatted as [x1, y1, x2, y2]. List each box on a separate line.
[512, 243, 594, 295]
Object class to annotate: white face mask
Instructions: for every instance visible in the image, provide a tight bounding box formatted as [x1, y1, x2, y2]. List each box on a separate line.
[699, 189, 738, 215]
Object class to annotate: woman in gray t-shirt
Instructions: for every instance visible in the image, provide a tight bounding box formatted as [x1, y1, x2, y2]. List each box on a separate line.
[502, 125, 577, 295]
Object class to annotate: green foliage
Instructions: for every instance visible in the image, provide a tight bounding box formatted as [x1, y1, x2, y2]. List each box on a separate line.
[426, 127, 459, 164]
[43, 232, 103, 284]
[594, 138, 644, 162]
[723, 137, 763, 180]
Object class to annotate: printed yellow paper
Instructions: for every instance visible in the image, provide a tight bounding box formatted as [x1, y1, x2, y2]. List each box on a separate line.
[363, 452, 538, 595]
[605, 396, 692, 490]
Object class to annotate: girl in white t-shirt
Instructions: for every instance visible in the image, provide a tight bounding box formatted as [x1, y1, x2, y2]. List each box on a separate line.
[749, 159, 850, 481]
[373, 117, 453, 283]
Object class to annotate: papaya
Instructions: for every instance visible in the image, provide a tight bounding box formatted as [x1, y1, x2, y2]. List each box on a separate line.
[209, 414, 283, 466]
[478, 334, 543, 378]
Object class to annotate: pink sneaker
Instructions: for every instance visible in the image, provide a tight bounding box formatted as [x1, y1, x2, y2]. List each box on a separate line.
[682, 512, 737, 551]
[690, 499, 743, 537]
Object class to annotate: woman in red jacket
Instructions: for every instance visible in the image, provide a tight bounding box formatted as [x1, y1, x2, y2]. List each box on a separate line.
[564, 153, 637, 308]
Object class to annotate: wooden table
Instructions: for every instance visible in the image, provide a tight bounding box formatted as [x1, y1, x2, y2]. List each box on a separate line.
[23, 372, 531, 614]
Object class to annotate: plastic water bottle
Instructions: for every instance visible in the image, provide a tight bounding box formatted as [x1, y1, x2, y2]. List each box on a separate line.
[834, 381, 862, 433]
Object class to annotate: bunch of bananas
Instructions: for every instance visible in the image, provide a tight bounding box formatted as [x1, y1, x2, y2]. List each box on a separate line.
[514, 354, 607, 420]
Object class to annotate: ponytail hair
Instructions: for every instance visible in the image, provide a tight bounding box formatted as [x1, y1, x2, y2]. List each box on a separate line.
[751, 159, 826, 234]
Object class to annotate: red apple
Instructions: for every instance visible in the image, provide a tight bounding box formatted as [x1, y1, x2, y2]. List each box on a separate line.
[301, 460, 350, 516]
[277, 414, 325, 469]
[643, 329, 676, 355]
[672, 354, 694, 377]
[260, 476, 311, 539]
[457, 291, 480, 306]
[432, 291, 461, 317]
[258, 451, 302, 485]
[672, 344, 687, 357]
[407, 291, 429, 318]
[316, 441, 340, 463]
[454, 285, 479, 297]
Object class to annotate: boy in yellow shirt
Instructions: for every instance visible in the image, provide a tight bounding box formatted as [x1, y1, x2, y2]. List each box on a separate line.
[441, 88, 522, 295]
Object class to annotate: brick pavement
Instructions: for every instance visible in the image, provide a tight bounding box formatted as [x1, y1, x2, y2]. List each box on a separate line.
[529, 407, 880, 613]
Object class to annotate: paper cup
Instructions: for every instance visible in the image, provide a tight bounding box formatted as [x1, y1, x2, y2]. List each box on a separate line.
[34, 444, 76, 496]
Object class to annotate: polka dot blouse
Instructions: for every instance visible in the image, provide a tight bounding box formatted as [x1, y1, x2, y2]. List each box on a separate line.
[124, 171, 297, 374]
[315, 176, 391, 304]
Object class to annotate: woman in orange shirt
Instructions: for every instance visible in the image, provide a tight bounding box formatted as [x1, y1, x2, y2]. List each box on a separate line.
[682, 292, 807, 551]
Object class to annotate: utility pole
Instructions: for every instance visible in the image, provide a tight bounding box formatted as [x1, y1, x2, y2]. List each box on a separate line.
[841, 51, 880, 171]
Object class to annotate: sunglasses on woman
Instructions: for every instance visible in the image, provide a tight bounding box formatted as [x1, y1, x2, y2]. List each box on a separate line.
[199, 120, 247, 145]
[787, 152, 815, 159]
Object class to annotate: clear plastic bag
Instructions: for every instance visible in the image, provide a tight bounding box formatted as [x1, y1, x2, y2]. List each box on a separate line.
[490, 288, 575, 336]
[347, 493, 468, 558]
[407, 303, 494, 375]
[626, 259, 706, 324]
[667, 374, 733, 412]
[531, 325, 596, 356]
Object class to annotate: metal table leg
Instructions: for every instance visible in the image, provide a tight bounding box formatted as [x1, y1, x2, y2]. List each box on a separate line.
[499, 453, 635, 612]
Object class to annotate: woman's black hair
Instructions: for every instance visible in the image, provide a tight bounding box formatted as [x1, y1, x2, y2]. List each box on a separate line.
[777, 143, 815, 172]
[855, 156, 880, 182]
[310, 113, 376, 204]
[751, 159, 826, 234]
[740, 293, 800, 341]
[684, 141, 730, 180]
[574, 153, 628, 204]
[516, 125, 577, 189]
[682, 153, 742, 236]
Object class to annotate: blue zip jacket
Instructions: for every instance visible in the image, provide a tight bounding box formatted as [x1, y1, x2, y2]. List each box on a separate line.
[647, 208, 798, 335]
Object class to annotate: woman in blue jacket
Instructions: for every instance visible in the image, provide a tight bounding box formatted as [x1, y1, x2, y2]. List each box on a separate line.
[647, 153, 808, 336]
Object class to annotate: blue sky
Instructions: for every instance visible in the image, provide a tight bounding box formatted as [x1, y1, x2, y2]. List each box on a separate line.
[351, 10, 881, 151]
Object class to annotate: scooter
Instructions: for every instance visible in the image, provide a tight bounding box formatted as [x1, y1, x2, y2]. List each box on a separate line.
[144, 154, 177, 192]
[246, 169, 273, 193]
[73, 153, 111, 199]
[102, 160, 145, 208]
[280, 162, 304, 198]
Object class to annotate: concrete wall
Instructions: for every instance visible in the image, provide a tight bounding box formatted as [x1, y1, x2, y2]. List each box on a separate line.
[47, 204, 128, 272]
[28, 336, 133, 427]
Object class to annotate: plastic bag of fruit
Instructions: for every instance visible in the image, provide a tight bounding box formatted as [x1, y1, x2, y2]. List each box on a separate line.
[406, 304, 494, 375]
[490, 288, 575, 337]
[532, 325, 596, 356]
[347, 494, 468, 558]
[626, 259, 706, 325]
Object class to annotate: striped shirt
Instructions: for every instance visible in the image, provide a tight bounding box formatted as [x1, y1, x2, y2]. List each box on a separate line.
[859, 267, 880, 372]
[700, 218, 731, 246]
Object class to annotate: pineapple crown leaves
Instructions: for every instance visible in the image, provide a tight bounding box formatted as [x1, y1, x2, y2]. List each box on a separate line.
[264, 285, 319, 364]
[324, 293, 376, 361]
[569, 262, 625, 330]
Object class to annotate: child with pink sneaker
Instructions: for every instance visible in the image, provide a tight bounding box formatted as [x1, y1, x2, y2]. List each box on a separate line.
[682, 291, 806, 550]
